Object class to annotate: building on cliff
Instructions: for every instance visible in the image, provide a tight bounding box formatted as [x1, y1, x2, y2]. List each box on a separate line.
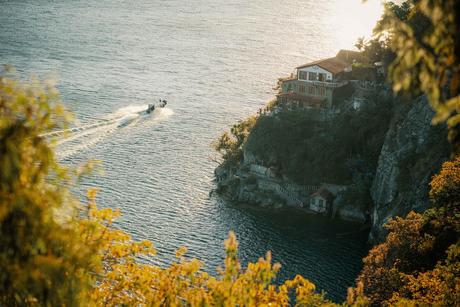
[277, 51, 354, 109]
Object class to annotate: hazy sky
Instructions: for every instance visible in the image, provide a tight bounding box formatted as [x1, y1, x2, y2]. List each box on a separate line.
[325, 0, 383, 50]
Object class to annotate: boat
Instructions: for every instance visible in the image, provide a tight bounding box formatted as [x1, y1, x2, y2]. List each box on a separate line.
[118, 99, 168, 127]
[146, 99, 167, 114]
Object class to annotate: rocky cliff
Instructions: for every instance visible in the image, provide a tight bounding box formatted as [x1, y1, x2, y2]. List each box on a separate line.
[369, 95, 449, 242]
[214, 90, 450, 240]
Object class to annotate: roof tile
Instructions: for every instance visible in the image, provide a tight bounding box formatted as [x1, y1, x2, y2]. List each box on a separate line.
[297, 57, 350, 74]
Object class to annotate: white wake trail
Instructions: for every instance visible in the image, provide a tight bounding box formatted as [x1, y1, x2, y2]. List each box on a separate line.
[51, 104, 173, 160]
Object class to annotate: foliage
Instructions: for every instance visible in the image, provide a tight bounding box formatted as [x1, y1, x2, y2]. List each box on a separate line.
[373, 0, 460, 154]
[87, 214, 335, 306]
[348, 65, 377, 81]
[429, 155, 460, 208]
[356, 8, 460, 303]
[244, 94, 391, 185]
[3, 0, 460, 302]
[354, 36, 395, 68]
[332, 82, 354, 104]
[358, 157, 460, 306]
[0, 70, 98, 305]
[338, 177, 373, 213]
[264, 98, 279, 113]
[213, 115, 257, 169]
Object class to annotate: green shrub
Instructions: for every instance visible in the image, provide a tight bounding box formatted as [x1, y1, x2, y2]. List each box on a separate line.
[213, 116, 257, 169]
[242, 93, 392, 185]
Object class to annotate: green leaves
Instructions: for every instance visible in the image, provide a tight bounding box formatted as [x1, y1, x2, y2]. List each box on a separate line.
[0, 72, 98, 306]
[375, 0, 460, 154]
[213, 115, 257, 168]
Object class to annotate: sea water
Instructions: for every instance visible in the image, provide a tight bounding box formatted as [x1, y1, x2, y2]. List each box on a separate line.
[0, 0, 381, 300]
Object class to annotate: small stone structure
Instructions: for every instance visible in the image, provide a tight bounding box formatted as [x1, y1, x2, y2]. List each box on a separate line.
[308, 187, 334, 214]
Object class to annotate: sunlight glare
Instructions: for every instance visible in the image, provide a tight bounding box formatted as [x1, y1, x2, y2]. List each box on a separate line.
[328, 0, 383, 51]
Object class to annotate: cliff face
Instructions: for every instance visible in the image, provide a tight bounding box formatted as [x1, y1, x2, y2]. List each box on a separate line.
[215, 89, 449, 240]
[369, 96, 449, 242]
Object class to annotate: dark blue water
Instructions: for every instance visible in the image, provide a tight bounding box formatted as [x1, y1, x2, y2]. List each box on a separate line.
[0, 0, 380, 301]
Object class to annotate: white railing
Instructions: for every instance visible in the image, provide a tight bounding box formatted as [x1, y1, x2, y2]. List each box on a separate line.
[284, 183, 320, 194]
[300, 80, 348, 88]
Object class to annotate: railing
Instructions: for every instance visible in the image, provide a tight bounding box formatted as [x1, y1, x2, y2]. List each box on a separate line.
[356, 81, 377, 92]
[298, 80, 348, 88]
[280, 78, 348, 88]
[284, 183, 320, 194]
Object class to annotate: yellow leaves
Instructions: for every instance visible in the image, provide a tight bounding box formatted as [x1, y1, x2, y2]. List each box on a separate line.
[98, 208, 119, 222]
[86, 188, 98, 202]
[175, 246, 188, 258]
[84, 224, 337, 306]
[347, 282, 369, 306]
[224, 230, 238, 253]
[0, 72, 102, 306]
[429, 156, 460, 208]
[357, 156, 460, 306]
[445, 98, 460, 127]
[380, 0, 460, 152]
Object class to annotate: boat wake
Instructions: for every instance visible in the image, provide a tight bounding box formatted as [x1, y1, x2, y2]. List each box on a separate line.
[48, 105, 174, 160]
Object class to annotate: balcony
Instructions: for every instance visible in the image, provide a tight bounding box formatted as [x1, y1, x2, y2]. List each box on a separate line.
[298, 79, 349, 88]
[276, 92, 328, 109]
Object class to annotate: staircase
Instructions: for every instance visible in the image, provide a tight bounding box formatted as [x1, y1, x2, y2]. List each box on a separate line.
[258, 179, 309, 208]
[275, 184, 304, 208]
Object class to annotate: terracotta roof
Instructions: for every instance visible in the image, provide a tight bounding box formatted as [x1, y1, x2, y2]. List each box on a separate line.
[311, 187, 334, 201]
[296, 57, 350, 75]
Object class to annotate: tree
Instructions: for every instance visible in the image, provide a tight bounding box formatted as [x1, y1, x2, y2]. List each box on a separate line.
[213, 115, 257, 168]
[355, 4, 460, 303]
[355, 37, 365, 51]
[373, 0, 460, 154]
[0, 69, 98, 305]
[357, 157, 460, 306]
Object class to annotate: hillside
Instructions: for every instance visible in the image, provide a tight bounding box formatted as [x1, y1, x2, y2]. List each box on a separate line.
[214, 82, 449, 240]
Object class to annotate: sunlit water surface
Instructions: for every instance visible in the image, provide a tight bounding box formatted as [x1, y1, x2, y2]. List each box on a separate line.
[0, 0, 382, 301]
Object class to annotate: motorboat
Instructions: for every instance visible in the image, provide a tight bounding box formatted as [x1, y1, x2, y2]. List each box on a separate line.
[146, 99, 167, 114]
[118, 99, 168, 127]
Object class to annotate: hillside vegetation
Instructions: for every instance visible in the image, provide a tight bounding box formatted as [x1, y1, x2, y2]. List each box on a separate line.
[244, 95, 392, 185]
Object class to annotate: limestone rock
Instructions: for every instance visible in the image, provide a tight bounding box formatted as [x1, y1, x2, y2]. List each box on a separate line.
[369, 96, 448, 242]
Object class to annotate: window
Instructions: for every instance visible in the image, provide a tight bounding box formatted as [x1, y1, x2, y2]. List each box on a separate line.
[318, 199, 324, 208]
[308, 72, 317, 81]
[318, 73, 326, 81]
[299, 71, 308, 80]
[310, 198, 315, 204]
